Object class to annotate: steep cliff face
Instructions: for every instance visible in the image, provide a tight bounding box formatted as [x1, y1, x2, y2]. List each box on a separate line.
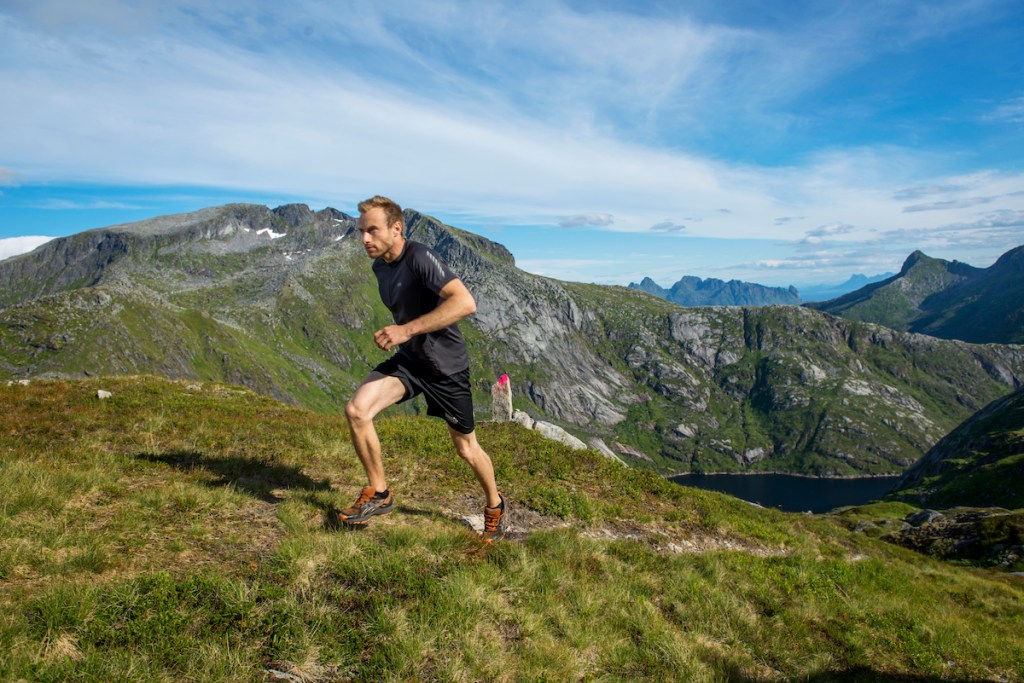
[565, 295, 1024, 474]
[2, 204, 1023, 476]
[408, 212, 634, 428]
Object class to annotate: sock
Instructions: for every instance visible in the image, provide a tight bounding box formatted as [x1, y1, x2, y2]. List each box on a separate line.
[373, 488, 390, 500]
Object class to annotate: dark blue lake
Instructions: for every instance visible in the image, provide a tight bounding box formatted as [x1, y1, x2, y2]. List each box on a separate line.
[670, 472, 903, 514]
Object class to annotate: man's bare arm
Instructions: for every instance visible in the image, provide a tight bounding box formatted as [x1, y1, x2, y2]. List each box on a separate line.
[374, 279, 476, 351]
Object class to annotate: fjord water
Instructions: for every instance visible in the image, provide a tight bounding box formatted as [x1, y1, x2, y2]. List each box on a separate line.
[671, 473, 903, 513]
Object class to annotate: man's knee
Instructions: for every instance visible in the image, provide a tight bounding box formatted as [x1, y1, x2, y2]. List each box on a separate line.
[450, 431, 478, 461]
[345, 398, 371, 426]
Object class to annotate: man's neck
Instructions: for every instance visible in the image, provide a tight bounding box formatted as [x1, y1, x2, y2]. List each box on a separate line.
[381, 236, 407, 263]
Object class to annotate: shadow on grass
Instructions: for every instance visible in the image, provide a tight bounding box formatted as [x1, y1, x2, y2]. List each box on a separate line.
[323, 511, 368, 532]
[801, 668, 1000, 682]
[723, 663, 1001, 682]
[395, 503, 458, 523]
[137, 450, 333, 504]
[319, 503, 456, 533]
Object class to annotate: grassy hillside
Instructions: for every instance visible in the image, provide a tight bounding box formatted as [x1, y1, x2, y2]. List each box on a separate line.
[2, 377, 1023, 681]
[889, 386, 1024, 510]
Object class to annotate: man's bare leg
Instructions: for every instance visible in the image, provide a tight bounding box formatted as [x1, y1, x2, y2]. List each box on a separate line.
[345, 372, 408, 492]
[448, 428, 501, 508]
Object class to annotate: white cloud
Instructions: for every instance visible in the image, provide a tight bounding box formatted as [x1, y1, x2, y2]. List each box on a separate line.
[558, 213, 615, 228]
[650, 221, 687, 234]
[797, 222, 858, 247]
[902, 196, 997, 212]
[0, 236, 53, 260]
[892, 184, 968, 201]
[804, 223, 856, 239]
[774, 216, 804, 225]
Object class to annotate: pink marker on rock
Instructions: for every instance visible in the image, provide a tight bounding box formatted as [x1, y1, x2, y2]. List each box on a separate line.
[491, 373, 513, 422]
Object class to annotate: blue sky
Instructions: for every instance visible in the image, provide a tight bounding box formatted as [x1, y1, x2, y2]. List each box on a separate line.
[1, 0, 1022, 288]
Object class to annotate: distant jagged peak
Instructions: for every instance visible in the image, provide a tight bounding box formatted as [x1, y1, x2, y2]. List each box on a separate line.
[628, 277, 668, 298]
[628, 273, 799, 306]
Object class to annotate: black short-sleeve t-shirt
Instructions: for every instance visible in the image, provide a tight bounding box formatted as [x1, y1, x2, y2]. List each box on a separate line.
[372, 240, 470, 376]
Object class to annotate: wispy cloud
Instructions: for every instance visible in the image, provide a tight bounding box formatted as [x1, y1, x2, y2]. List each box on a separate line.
[892, 184, 969, 201]
[880, 209, 1024, 250]
[982, 96, 1024, 125]
[650, 221, 687, 233]
[559, 213, 615, 228]
[801, 223, 856, 244]
[774, 216, 804, 226]
[902, 196, 997, 212]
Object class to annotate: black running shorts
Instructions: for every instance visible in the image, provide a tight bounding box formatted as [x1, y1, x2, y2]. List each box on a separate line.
[374, 354, 475, 434]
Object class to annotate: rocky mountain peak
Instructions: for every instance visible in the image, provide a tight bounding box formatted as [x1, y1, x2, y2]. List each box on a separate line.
[899, 250, 931, 274]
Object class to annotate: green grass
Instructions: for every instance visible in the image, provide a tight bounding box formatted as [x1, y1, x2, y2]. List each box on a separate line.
[2, 376, 1023, 681]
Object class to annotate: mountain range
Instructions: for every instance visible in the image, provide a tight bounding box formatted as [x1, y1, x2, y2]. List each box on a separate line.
[807, 246, 1024, 344]
[2, 203, 1023, 477]
[627, 273, 893, 306]
[628, 275, 800, 306]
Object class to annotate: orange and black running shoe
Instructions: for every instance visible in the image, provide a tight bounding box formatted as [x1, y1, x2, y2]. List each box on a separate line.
[338, 486, 393, 525]
[481, 493, 509, 542]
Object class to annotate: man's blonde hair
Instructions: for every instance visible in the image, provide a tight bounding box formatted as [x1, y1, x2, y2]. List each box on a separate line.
[358, 195, 404, 231]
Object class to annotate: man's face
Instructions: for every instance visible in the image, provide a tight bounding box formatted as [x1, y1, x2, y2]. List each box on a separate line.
[358, 207, 402, 261]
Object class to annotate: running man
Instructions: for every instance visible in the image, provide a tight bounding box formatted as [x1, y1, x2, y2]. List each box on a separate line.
[339, 195, 509, 541]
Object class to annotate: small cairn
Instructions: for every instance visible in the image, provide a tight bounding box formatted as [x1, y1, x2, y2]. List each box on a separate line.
[490, 373, 513, 422]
